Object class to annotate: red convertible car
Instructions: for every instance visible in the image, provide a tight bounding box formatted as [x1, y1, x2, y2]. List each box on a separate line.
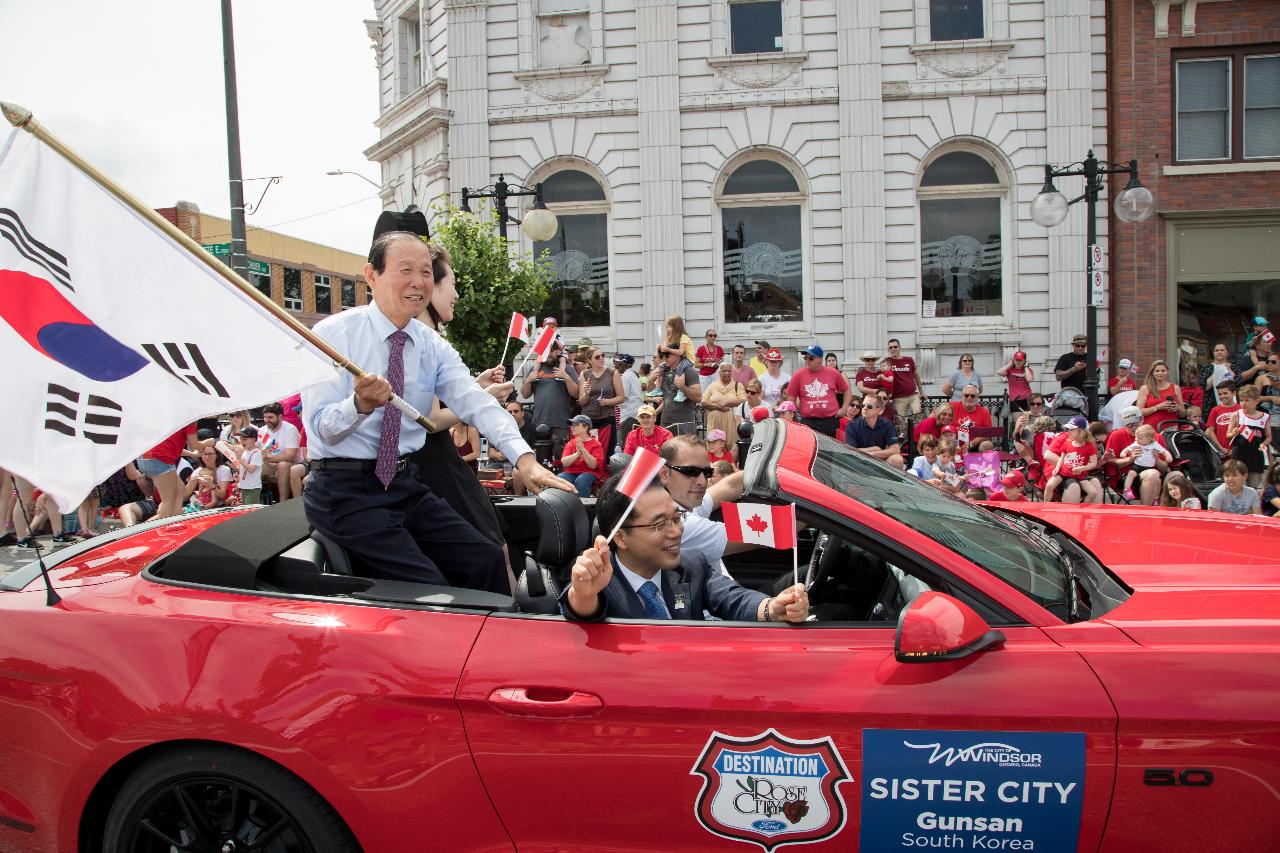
[2, 420, 1277, 852]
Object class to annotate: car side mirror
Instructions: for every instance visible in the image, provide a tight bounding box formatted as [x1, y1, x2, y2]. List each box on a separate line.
[895, 591, 1005, 663]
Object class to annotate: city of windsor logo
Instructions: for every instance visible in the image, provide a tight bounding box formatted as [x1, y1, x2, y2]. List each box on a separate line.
[691, 729, 852, 851]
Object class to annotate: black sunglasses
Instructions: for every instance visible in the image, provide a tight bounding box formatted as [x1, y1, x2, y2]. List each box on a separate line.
[666, 463, 713, 479]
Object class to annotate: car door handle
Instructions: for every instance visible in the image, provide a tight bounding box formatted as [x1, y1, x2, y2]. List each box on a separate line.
[487, 687, 604, 718]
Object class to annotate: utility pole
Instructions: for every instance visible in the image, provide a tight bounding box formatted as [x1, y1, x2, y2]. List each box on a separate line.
[220, 0, 249, 280]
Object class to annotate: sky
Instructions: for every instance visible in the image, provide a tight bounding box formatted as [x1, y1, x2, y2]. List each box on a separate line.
[1, 0, 383, 255]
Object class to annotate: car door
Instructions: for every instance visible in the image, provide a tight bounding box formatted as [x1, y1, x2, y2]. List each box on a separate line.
[456, 608, 1117, 852]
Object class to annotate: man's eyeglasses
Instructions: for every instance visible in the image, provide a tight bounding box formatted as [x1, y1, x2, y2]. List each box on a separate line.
[963, 394, 978, 399]
[888, 345, 900, 350]
[622, 510, 687, 535]
[666, 463, 713, 479]
[861, 403, 876, 410]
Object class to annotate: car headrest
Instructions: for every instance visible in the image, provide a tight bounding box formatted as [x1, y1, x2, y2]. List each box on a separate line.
[514, 555, 561, 614]
[535, 489, 590, 569]
[608, 452, 631, 476]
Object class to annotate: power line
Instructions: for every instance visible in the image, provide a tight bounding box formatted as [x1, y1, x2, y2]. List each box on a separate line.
[200, 191, 382, 243]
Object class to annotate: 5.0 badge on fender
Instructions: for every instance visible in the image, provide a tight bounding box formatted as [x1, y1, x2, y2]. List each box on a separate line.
[691, 729, 853, 851]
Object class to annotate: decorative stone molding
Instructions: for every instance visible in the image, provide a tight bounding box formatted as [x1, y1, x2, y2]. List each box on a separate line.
[705, 51, 808, 90]
[489, 97, 638, 124]
[512, 64, 608, 103]
[374, 77, 447, 130]
[909, 40, 1016, 80]
[1150, 0, 1236, 38]
[364, 107, 452, 162]
[363, 19, 384, 69]
[415, 153, 450, 181]
[679, 86, 838, 112]
[883, 75, 1047, 100]
[444, 0, 487, 7]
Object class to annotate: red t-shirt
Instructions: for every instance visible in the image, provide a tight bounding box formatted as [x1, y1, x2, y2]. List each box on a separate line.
[913, 416, 947, 443]
[708, 449, 734, 466]
[887, 356, 919, 397]
[949, 402, 993, 442]
[785, 366, 850, 419]
[1103, 428, 1168, 468]
[1180, 385, 1204, 411]
[143, 424, 196, 464]
[695, 344, 725, 377]
[855, 368, 894, 399]
[986, 491, 1027, 502]
[1207, 403, 1241, 449]
[561, 436, 605, 476]
[1048, 433, 1098, 479]
[624, 425, 673, 457]
[1108, 376, 1138, 394]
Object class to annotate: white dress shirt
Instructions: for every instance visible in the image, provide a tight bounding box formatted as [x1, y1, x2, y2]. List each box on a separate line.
[619, 368, 643, 423]
[302, 300, 533, 464]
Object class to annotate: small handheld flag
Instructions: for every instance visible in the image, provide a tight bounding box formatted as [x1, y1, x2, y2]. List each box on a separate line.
[723, 502, 799, 585]
[515, 321, 560, 379]
[604, 446, 666, 543]
[496, 311, 531, 370]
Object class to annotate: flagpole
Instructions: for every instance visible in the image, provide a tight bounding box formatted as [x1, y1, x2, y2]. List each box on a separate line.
[604, 499, 639, 545]
[1, 101, 436, 431]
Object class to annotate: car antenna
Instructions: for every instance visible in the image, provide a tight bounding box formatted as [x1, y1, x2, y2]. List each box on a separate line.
[14, 494, 61, 607]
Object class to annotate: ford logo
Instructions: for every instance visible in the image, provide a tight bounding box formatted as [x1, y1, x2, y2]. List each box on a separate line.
[752, 820, 788, 833]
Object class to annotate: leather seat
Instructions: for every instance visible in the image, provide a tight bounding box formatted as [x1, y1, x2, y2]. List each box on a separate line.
[514, 489, 589, 614]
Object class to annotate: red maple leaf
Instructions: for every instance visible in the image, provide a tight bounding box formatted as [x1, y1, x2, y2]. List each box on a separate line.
[746, 514, 769, 534]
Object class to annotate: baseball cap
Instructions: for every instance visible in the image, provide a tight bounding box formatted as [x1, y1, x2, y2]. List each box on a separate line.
[1014, 350, 1027, 361]
[861, 350, 879, 361]
[1067, 415, 1089, 430]
[1255, 316, 1269, 326]
[777, 401, 798, 412]
[802, 344, 824, 359]
[764, 348, 784, 362]
[238, 425, 258, 439]
[754, 340, 770, 347]
[569, 414, 592, 429]
[1121, 405, 1143, 425]
[940, 424, 957, 435]
[1117, 357, 1133, 370]
[1072, 334, 1088, 345]
[578, 338, 593, 348]
[637, 404, 657, 418]
[1001, 470, 1026, 488]
[751, 406, 771, 423]
[613, 353, 635, 366]
[707, 429, 727, 442]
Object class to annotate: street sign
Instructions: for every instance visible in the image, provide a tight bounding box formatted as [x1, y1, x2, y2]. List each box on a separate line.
[201, 242, 231, 259]
[1090, 270, 1105, 308]
[248, 259, 270, 276]
[1089, 243, 1104, 267]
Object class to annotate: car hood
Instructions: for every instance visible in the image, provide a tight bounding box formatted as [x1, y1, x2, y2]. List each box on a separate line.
[1005, 504, 1280, 643]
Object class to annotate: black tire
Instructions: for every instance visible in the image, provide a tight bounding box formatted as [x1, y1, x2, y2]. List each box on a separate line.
[102, 744, 360, 853]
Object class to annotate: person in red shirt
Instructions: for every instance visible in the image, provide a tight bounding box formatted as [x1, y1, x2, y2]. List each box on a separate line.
[912, 403, 955, 444]
[695, 329, 725, 391]
[785, 344, 851, 438]
[559, 415, 605, 497]
[886, 338, 922, 424]
[1104, 406, 1169, 505]
[1043, 416, 1101, 503]
[985, 470, 1028, 502]
[139, 423, 201, 520]
[1204, 381, 1240, 459]
[706, 429, 736, 467]
[1108, 358, 1138, 396]
[855, 351, 890, 402]
[949, 385, 993, 447]
[622, 405, 672, 457]
[1136, 359, 1185, 431]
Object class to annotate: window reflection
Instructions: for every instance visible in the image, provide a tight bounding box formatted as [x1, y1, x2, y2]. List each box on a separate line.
[918, 150, 1005, 319]
[534, 169, 610, 328]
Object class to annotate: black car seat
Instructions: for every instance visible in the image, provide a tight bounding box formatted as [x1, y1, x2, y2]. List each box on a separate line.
[514, 489, 589, 613]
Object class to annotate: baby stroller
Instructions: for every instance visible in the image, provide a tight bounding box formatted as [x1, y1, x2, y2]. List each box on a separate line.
[1159, 419, 1224, 495]
[1047, 387, 1088, 427]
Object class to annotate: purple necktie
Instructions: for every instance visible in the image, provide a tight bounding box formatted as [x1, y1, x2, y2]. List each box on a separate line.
[375, 329, 408, 488]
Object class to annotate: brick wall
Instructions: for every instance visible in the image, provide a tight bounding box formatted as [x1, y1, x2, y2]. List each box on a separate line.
[1107, 0, 1280, 371]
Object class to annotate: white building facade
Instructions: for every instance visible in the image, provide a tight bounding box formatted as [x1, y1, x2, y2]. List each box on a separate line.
[365, 0, 1108, 393]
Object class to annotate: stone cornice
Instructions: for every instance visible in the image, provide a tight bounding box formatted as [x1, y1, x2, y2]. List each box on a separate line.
[679, 86, 839, 112]
[705, 51, 808, 90]
[512, 63, 609, 102]
[373, 77, 447, 130]
[489, 98, 638, 124]
[909, 39, 1016, 80]
[364, 107, 452, 162]
[883, 75, 1047, 100]
[444, 0, 487, 7]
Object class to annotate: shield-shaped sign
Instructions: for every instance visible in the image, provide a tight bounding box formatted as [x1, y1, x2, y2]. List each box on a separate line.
[691, 729, 852, 851]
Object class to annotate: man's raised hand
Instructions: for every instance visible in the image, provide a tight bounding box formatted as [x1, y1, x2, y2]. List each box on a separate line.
[567, 535, 612, 617]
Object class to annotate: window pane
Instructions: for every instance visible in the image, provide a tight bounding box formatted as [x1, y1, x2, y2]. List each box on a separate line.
[1178, 60, 1230, 160]
[534, 212, 610, 327]
[283, 267, 303, 311]
[1246, 56, 1280, 158]
[730, 1, 783, 54]
[1179, 60, 1229, 110]
[921, 151, 999, 187]
[341, 279, 356, 308]
[722, 204, 803, 324]
[252, 272, 272, 299]
[315, 281, 332, 314]
[723, 160, 799, 195]
[930, 0, 983, 41]
[920, 197, 1002, 319]
[1179, 112, 1229, 160]
[541, 169, 606, 203]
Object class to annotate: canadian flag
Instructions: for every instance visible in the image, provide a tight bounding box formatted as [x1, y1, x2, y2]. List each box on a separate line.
[532, 322, 558, 363]
[616, 445, 664, 499]
[507, 311, 530, 342]
[722, 502, 797, 549]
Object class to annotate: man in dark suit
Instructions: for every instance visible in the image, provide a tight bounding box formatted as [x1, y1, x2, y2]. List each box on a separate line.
[560, 473, 809, 623]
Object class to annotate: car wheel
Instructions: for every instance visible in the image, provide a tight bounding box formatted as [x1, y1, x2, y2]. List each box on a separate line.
[102, 745, 359, 853]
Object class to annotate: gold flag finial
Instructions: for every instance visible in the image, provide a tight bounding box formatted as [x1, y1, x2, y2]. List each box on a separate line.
[2, 101, 33, 128]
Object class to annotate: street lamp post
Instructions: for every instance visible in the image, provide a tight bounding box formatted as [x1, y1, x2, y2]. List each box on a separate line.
[325, 169, 383, 193]
[460, 175, 558, 243]
[1030, 151, 1155, 420]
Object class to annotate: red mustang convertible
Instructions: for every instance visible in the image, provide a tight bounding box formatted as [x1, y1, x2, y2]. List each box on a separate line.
[2, 421, 1277, 852]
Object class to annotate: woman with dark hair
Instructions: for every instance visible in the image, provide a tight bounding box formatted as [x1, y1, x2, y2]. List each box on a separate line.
[184, 446, 233, 510]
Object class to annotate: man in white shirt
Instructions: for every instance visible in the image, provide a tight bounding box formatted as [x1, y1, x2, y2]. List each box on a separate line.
[614, 353, 643, 445]
[302, 232, 571, 594]
[258, 401, 301, 501]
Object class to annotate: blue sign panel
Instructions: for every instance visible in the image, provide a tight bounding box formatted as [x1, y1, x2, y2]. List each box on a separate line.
[859, 729, 1085, 852]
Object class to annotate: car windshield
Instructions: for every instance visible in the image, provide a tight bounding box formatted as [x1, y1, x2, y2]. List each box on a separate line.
[808, 433, 1068, 609]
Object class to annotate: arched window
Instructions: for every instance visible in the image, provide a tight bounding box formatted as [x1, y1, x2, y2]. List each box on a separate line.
[532, 167, 610, 328]
[918, 149, 1007, 320]
[718, 157, 806, 325]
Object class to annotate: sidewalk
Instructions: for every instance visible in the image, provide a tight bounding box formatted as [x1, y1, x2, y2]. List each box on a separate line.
[0, 519, 124, 581]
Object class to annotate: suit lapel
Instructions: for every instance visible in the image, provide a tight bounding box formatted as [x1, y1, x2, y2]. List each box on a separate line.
[608, 554, 648, 619]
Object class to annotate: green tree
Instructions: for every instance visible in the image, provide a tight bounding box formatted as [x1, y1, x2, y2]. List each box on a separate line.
[431, 203, 552, 371]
